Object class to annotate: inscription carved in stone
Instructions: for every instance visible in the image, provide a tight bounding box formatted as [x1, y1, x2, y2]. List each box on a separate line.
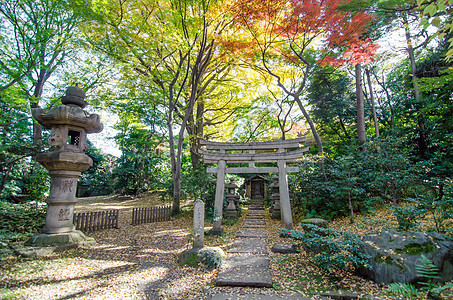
[58, 208, 70, 221]
[60, 179, 73, 193]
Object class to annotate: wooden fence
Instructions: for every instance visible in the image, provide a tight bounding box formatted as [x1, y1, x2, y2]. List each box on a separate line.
[131, 205, 171, 225]
[73, 209, 119, 232]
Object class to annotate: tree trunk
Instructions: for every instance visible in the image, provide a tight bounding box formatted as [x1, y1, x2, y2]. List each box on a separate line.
[365, 68, 380, 139]
[339, 117, 350, 138]
[355, 63, 366, 144]
[188, 99, 204, 169]
[372, 71, 395, 127]
[293, 94, 323, 154]
[403, 13, 428, 157]
[167, 97, 180, 215]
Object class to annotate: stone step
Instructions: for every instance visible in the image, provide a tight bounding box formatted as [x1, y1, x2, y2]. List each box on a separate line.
[246, 216, 264, 221]
[247, 210, 264, 214]
[245, 220, 264, 224]
[243, 221, 265, 227]
[244, 219, 265, 223]
[209, 292, 311, 300]
[216, 255, 273, 288]
[229, 238, 268, 254]
[237, 229, 266, 238]
[242, 224, 265, 229]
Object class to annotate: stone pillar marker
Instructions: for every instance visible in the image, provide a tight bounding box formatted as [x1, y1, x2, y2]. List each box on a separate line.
[193, 199, 204, 248]
[25, 86, 103, 249]
[179, 199, 224, 268]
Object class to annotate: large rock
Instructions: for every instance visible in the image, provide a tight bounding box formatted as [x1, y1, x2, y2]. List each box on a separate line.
[179, 246, 224, 269]
[358, 229, 453, 284]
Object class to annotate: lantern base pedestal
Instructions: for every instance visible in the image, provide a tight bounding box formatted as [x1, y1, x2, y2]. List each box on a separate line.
[224, 211, 238, 218]
[207, 227, 224, 236]
[24, 230, 95, 248]
[13, 231, 95, 258]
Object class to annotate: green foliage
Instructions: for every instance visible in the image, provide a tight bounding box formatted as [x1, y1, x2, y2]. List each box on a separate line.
[113, 126, 169, 195]
[307, 66, 356, 147]
[280, 225, 370, 272]
[200, 250, 223, 270]
[0, 201, 46, 256]
[387, 282, 422, 300]
[387, 255, 453, 300]
[22, 164, 50, 201]
[80, 141, 115, 196]
[290, 135, 432, 222]
[393, 201, 425, 231]
[391, 179, 453, 234]
[180, 162, 217, 220]
[222, 217, 238, 226]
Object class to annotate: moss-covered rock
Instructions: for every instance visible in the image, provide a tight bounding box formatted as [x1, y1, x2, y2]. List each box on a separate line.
[178, 247, 224, 269]
[358, 229, 453, 284]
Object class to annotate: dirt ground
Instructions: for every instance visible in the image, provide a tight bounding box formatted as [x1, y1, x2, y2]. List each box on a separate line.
[74, 192, 174, 227]
[1, 195, 452, 299]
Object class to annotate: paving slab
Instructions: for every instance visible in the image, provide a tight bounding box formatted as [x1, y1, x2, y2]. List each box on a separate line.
[242, 222, 266, 227]
[242, 224, 265, 229]
[209, 292, 310, 300]
[237, 229, 266, 238]
[247, 213, 264, 216]
[229, 238, 268, 254]
[243, 219, 265, 224]
[216, 255, 273, 287]
[246, 215, 264, 220]
[271, 243, 299, 254]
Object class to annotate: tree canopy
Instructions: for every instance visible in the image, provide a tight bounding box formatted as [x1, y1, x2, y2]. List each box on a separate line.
[0, 0, 451, 224]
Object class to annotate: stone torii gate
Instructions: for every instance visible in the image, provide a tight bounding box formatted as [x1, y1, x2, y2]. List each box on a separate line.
[198, 137, 308, 232]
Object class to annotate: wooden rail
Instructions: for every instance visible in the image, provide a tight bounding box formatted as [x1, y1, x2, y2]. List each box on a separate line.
[131, 205, 171, 225]
[73, 209, 119, 232]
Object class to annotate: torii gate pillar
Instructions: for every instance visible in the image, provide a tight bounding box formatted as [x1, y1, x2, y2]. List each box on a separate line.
[278, 160, 293, 229]
[211, 160, 226, 235]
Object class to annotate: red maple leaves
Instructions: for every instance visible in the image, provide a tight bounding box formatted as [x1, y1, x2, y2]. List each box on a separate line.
[225, 0, 378, 66]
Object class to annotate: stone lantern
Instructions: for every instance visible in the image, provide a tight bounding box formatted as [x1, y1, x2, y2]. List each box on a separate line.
[270, 176, 281, 220]
[26, 86, 103, 248]
[224, 178, 239, 218]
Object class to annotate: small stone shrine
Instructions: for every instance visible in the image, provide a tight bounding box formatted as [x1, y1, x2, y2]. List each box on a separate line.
[224, 178, 239, 218]
[25, 86, 103, 248]
[245, 175, 267, 199]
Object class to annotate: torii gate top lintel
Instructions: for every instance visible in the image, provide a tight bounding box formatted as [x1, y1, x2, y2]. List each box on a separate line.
[198, 138, 308, 230]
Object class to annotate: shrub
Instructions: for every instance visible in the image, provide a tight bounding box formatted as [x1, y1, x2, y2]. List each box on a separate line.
[393, 200, 426, 231]
[201, 250, 223, 270]
[0, 201, 46, 242]
[280, 224, 370, 272]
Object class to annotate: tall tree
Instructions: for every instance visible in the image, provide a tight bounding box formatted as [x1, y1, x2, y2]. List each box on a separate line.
[83, 0, 229, 213]
[225, 0, 374, 154]
[355, 63, 367, 143]
[0, 0, 80, 146]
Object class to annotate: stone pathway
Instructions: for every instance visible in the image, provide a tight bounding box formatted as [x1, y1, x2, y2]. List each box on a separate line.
[216, 199, 273, 288]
